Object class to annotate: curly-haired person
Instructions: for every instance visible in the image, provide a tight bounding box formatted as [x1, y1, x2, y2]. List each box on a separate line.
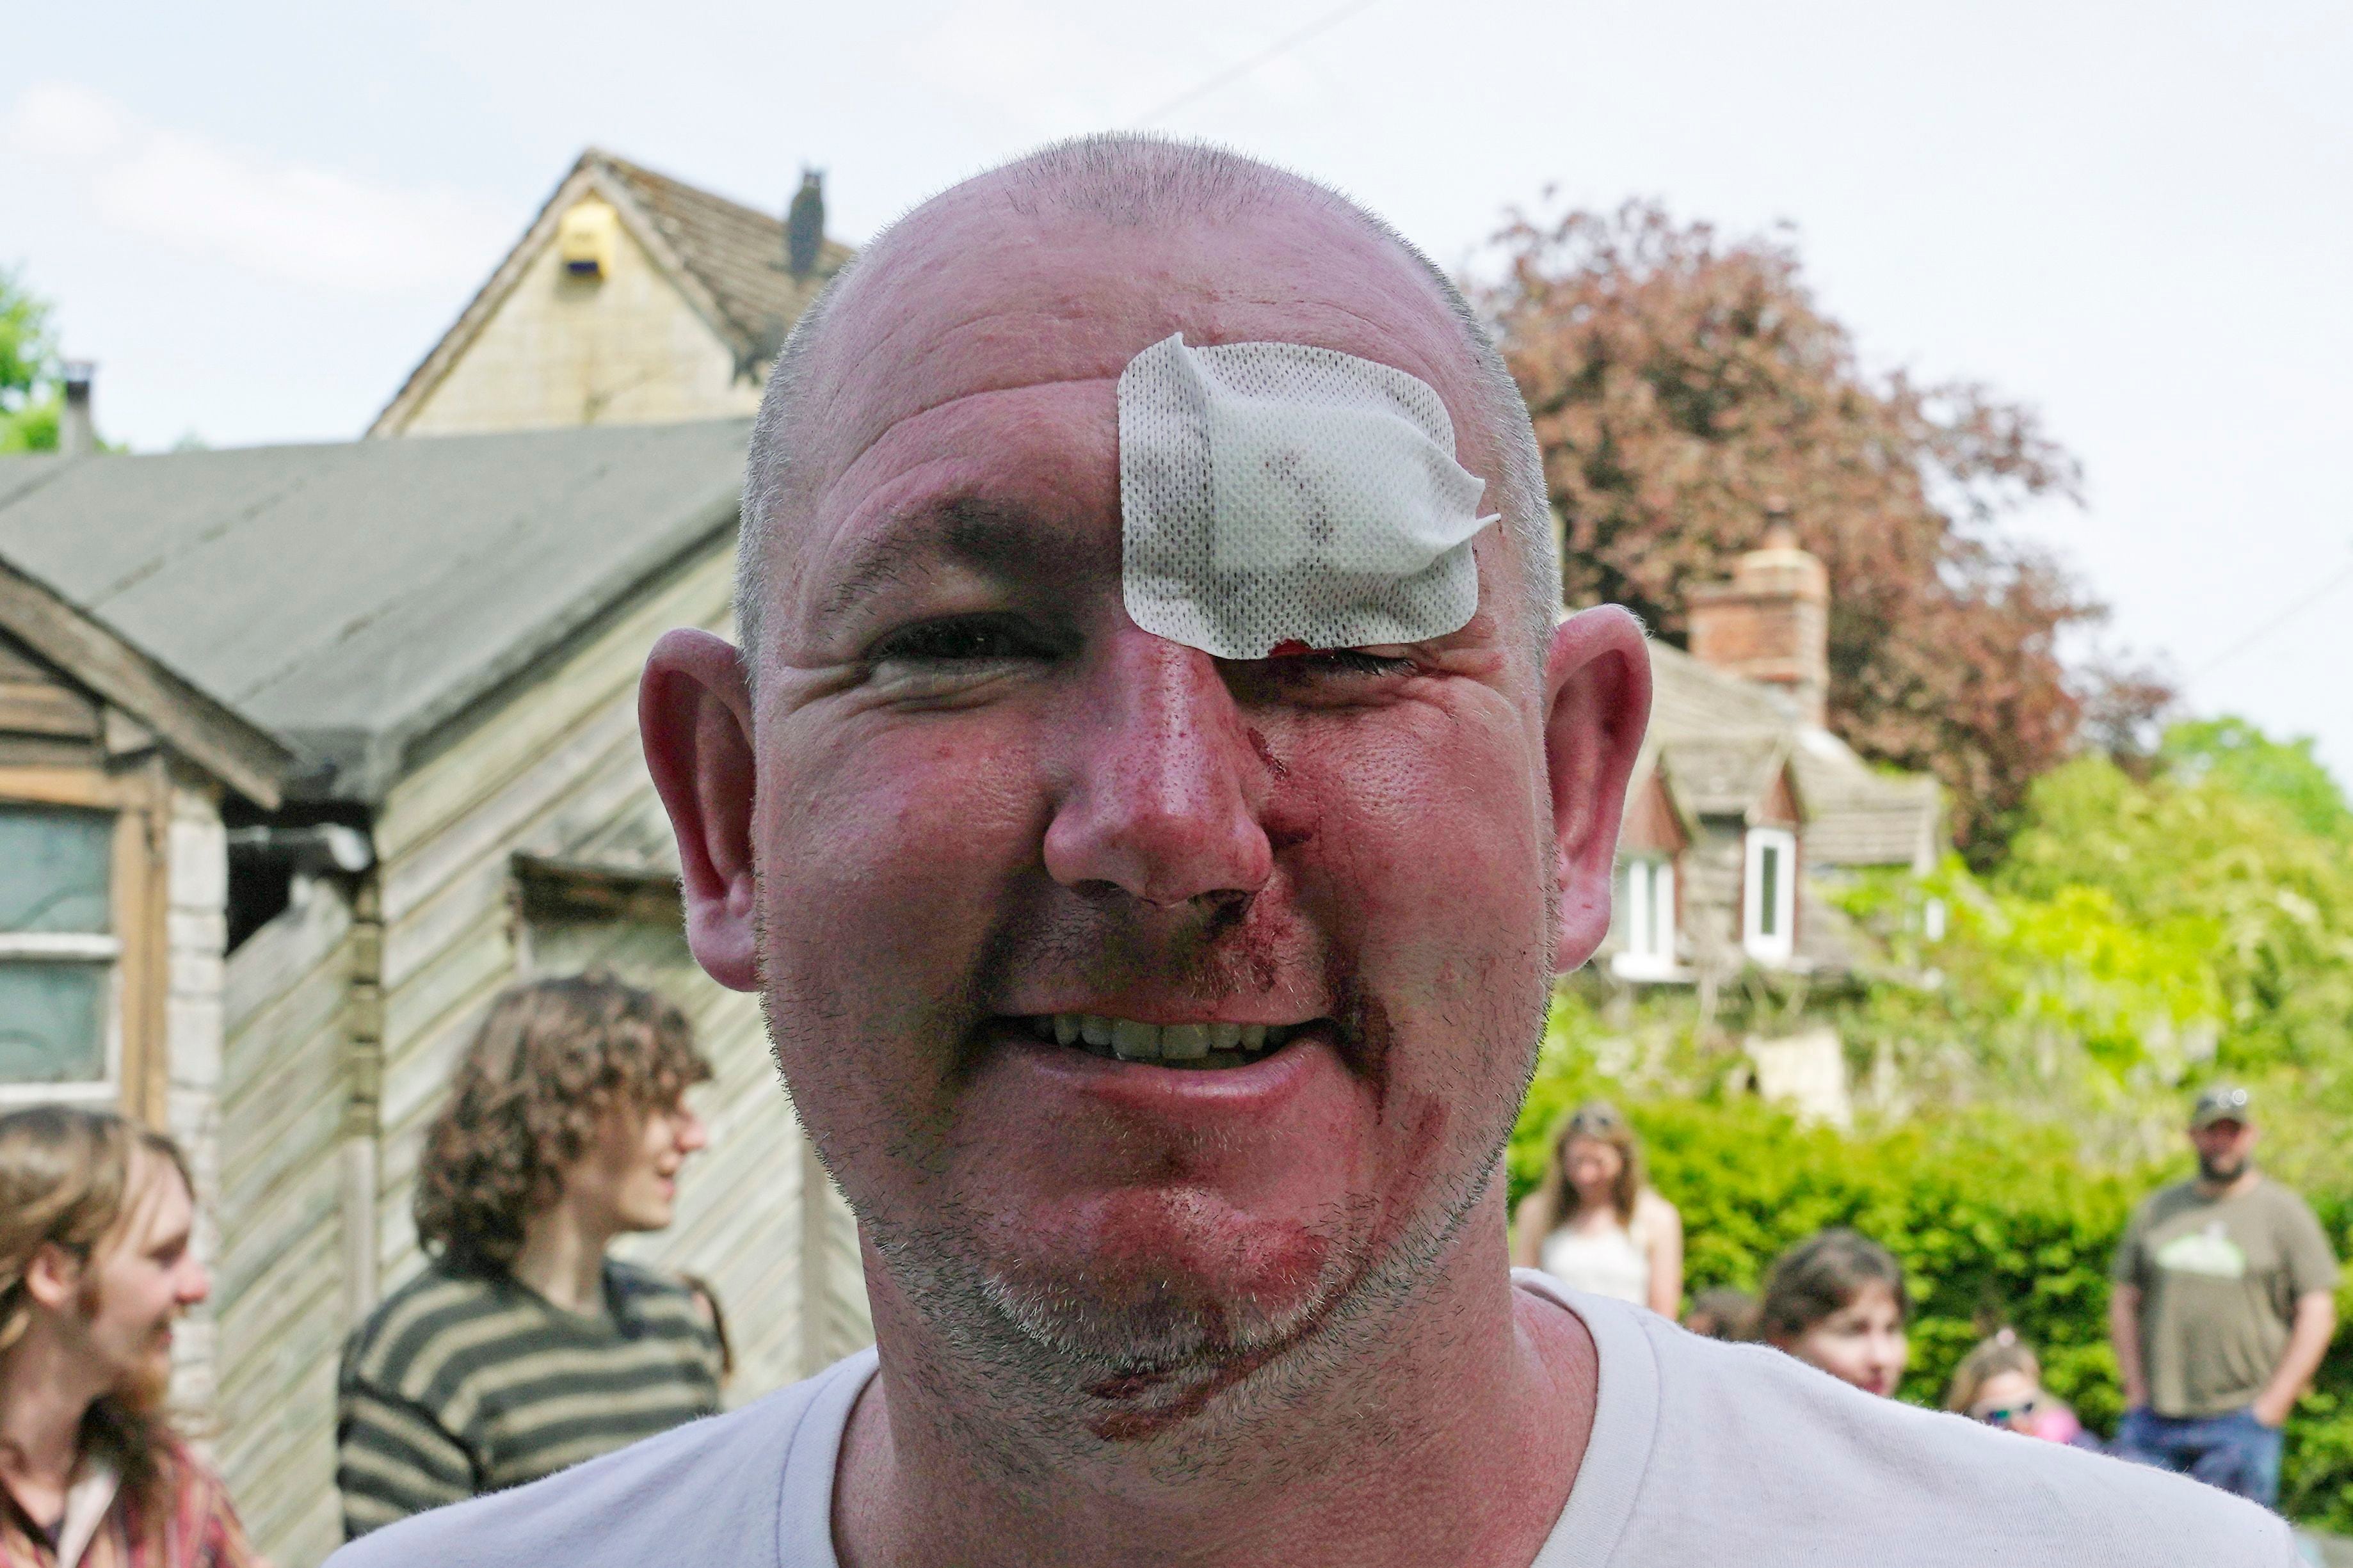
[335, 974, 719, 1539]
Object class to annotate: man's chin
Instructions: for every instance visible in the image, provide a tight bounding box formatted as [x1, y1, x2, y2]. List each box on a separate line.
[973, 1196, 1358, 1371]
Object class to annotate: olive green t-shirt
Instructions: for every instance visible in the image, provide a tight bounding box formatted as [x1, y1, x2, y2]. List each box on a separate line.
[2113, 1176, 2339, 1418]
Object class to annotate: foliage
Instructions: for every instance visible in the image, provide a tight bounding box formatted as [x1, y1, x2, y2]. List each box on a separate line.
[2160, 717, 2353, 844]
[0, 266, 62, 454]
[1819, 717, 2353, 1169]
[2000, 738, 2353, 1078]
[1479, 201, 2165, 859]
[1511, 1009, 2353, 1528]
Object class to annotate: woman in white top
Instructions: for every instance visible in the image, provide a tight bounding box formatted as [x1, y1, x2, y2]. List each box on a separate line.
[1510, 1099, 1683, 1315]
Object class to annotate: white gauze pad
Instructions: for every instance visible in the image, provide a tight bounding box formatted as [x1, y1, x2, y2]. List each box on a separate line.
[1118, 333, 1498, 660]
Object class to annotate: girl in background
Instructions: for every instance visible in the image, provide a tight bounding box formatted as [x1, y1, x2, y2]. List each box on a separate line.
[1760, 1228, 1911, 1398]
[1947, 1330, 2101, 1449]
[1511, 1101, 1683, 1315]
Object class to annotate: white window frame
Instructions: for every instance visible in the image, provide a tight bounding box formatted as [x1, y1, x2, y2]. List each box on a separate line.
[1742, 827, 1798, 966]
[0, 806, 125, 1107]
[1611, 855, 1680, 981]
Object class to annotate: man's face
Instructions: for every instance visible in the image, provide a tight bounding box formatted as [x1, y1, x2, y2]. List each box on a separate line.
[649, 184, 1645, 1411]
[73, 1154, 207, 1400]
[2192, 1117, 2256, 1183]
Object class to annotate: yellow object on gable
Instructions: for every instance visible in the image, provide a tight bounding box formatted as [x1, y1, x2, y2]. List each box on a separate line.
[556, 198, 618, 282]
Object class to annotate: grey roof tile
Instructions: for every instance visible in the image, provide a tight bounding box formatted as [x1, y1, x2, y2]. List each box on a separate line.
[0, 419, 748, 799]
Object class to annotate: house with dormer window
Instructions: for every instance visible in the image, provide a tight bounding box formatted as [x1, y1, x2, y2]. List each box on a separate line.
[1602, 529, 1943, 988]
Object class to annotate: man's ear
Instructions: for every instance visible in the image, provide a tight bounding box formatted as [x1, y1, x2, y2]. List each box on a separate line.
[640, 628, 760, 993]
[1542, 606, 1652, 973]
[24, 1241, 83, 1311]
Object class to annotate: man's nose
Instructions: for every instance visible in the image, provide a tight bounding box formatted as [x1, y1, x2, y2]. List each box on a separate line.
[676, 1109, 709, 1155]
[1043, 630, 1273, 908]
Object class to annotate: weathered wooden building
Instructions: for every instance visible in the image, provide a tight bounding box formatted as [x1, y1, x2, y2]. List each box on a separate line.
[0, 422, 869, 1567]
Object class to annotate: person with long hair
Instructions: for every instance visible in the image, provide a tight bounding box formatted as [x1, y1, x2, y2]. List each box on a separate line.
[0, 1105, 257, 1567]
[1760, 1228, 1911, 1398]
[335, 973, 721, 1538]
[1510, 1101, 1683, 1315]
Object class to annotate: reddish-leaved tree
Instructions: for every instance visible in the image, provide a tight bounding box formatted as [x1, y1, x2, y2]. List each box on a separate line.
[1481, 200, 2154, 858]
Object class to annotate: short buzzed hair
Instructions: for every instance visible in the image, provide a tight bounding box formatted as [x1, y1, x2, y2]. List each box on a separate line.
[734, 134, 1560, 677]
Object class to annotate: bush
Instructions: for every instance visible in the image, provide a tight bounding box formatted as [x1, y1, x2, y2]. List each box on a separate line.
[1511, 1071, 2353, 1526]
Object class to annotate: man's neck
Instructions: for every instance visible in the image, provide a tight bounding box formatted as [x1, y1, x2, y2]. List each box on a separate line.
[510, 1203, 617, 1318]
[835, 1199, 1598, 1568]
[2197, 1167, 2261, 1201]
[0, 1332, 104, 1516]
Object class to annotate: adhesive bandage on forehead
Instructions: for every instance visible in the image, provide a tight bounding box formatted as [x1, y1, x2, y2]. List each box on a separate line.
[1118, 334, 1499, 661]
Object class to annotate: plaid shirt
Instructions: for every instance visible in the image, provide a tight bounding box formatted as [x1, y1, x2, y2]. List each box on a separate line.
[0, 1445, 256, 1568]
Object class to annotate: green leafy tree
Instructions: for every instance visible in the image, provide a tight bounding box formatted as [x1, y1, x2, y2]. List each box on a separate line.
[0, 266, 63, 454]
[2160, 717, 2353, 842]
[1998, 727, 2353, 1077]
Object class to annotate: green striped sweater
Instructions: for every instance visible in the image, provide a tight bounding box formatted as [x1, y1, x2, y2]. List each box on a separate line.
[336, 1256, 723, 1539]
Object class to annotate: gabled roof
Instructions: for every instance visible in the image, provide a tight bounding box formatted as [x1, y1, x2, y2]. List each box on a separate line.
[1640, 642, 1941, 869]
[0, 523, 294, 806]
[0, 419, 750, 802]
[1656, 731, 1797, 822]
[603, 152, 853, 360]
[371, 148, 851, 436]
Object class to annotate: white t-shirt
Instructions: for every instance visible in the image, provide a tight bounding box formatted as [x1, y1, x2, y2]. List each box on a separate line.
[326, 1270, 2293, 1567]
[1539, 1209, 1653, 1304]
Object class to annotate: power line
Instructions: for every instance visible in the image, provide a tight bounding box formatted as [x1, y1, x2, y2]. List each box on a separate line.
[2188, 545, 2353, 680]
[1133, 0, 1386, 127]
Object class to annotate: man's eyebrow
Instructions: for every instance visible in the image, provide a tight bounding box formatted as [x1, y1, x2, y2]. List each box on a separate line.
[817, 497, 1064, 622]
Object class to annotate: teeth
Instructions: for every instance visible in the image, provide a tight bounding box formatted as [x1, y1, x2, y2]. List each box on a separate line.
[1031, 1014, 1311, 1068]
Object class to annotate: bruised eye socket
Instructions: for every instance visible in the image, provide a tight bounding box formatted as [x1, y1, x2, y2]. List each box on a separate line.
[867, 614, 1060, 667]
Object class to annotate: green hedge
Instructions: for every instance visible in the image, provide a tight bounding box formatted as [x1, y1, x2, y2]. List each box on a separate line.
[1509, 1079, 2353, 1526]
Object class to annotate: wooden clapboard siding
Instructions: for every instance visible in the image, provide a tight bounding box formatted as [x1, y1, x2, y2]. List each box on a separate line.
[368, 531, 872, 1360]
[367, 543, 742, 1294]
[204, 530, 887, 1567]
[214, 881, 360, 1568]
[810, 1173, 873, 1368]
[0, 631, 102, 746]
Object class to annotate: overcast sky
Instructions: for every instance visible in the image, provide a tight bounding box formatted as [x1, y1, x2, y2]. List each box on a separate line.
[8, 0, 2349, 783]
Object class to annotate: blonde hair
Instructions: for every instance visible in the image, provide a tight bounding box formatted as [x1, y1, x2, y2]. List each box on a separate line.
[0, 1105, 195, 1519]
[1945, 1329, 2042, 1413]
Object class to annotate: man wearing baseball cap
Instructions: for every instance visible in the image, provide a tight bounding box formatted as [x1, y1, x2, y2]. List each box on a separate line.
[2111, 1084, 2340, 1505]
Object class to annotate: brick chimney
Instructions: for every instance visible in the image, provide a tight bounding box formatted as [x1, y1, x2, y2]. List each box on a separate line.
[1687, 517, 1830, 726]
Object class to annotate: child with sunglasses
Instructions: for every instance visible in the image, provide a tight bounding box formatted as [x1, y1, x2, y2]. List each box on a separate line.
[1945, 1331, 2102, 1450]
